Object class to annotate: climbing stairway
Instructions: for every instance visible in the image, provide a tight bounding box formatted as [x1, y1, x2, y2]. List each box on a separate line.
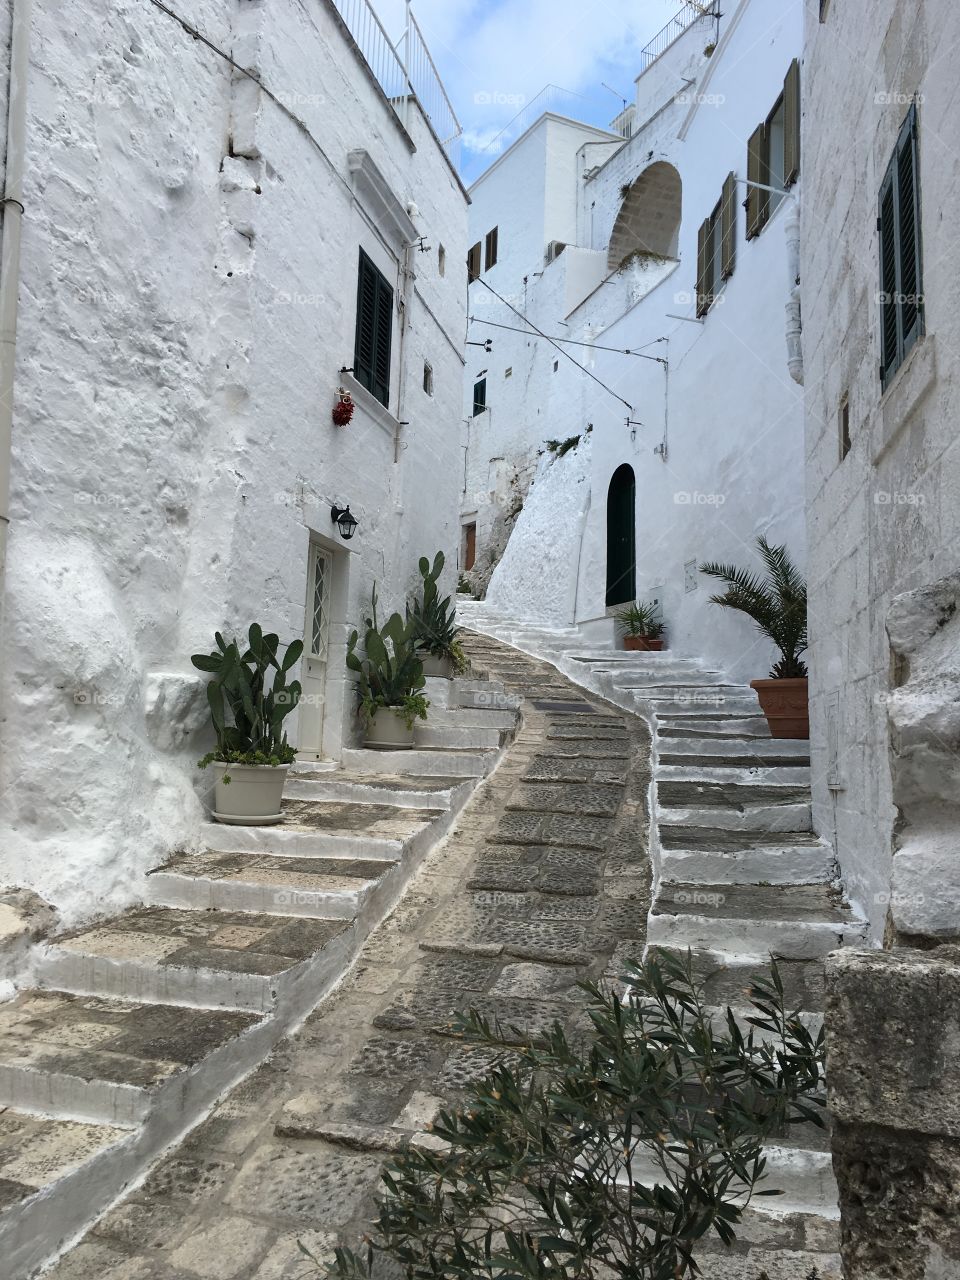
[457, 600, 867, 1233]
[0, 672, 519, 1280]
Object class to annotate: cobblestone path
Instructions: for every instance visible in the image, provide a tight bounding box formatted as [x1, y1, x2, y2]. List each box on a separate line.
[46, 636, 651, 1280]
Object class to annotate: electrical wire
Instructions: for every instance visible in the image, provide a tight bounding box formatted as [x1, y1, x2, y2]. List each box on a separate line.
[468, 316, 668, 364]
[472, 277, 636, 413]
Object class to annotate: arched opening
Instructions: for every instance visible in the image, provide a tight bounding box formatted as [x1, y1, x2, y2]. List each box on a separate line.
[606, 464, 636, 607]
[607, 162, 682, 272]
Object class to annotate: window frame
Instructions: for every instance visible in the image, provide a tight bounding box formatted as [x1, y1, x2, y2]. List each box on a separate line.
[485, 226, 499, 271]
[467, 242, 481, 282]
[353, 248, 394, 408]
[879, 103, 924, 390]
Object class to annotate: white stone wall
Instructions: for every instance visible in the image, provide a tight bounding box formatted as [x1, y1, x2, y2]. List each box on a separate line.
[461, 0, 806, 689]
[0, 0, 467, 923]
[803, 0, 960, 939]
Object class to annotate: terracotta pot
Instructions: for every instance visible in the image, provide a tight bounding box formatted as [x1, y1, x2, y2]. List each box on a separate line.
[750, 677, 809, 739]
[365, 706, 416, 750]
[210, 762, 288, 825]
[623, 636, 665, 652]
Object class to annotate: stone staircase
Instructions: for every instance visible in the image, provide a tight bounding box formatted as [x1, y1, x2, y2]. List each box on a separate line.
[457, 600, 867, 1236]
[0, 673, 519, 1280]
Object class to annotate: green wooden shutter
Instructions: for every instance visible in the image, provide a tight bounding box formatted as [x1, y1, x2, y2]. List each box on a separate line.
[784, 59, 801, 186]
[897, 106, 923, 360]
[696, 216, 710, 317]
[878, 166, 898, 384]
[746, 122, 766, 239]
[354, 250, 393, 407]
[720, 172, 737, 279]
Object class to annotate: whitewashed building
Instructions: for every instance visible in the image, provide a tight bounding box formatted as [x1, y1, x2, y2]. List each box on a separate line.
[803, 2, 960, 1271]
[0, 0, 468, 925]
[460, 0, 807, 686]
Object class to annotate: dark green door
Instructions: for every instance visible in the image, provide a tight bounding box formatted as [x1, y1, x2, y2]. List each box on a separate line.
[606, 464, 636, 607]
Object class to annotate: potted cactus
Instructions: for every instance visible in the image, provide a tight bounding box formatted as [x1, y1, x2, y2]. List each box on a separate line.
[191, 625, 303, 824]
[616, 600, 665, 652]
[699, 536, 809, 739]
[407, 551, 466, 678]
[347, 587, 429, 749]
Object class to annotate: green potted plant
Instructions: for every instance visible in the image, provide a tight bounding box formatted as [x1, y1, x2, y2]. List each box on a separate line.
[347, 587, 429, 749]
[191, 625, 303, 825]
[699, 536, 808, 739]
[407, 550, 466, 678]
[615, 600, 665, 652]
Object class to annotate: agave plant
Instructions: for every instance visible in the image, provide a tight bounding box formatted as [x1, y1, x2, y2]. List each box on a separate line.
[699, 536, 808, 678]
[191, 624, 303, 767]
[347, 586, 429, 728]
[407, 550, 466, 671]
[615, 599, 664, 639]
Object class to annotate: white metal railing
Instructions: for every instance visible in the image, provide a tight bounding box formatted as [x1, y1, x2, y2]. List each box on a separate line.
[329, 0, 462, 168]
[638, 1, 718, 74]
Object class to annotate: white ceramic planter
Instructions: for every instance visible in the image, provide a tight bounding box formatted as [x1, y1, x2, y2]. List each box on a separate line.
[210, 762, 289, 825]
[365, 707, 416, 750]
[420, 653, 455, 679]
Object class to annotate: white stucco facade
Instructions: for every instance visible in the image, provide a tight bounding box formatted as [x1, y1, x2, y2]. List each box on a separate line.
[0, 0, 467, 924]
[802, 0, 960, 941]
[463, 0, 806, 687]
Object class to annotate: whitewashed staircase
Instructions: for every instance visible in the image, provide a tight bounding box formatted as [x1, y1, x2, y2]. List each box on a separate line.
[457, 599, 867, 1231]
[0, 672, 519, 1279]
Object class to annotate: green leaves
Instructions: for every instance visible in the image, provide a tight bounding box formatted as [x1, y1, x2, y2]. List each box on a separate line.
[322, 953, 826, 1280]
[699, 536, 808, 678]
[191, 625, 303, 765]
[346, 589, 428, 722]
[407, 550, 462, 666]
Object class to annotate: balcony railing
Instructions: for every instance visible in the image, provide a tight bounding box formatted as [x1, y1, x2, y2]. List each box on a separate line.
[638, 1, 718, 75]
[329, 0, 462, 168]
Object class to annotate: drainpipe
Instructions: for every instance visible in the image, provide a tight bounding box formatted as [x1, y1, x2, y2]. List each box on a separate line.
[0, 0, 31, 602]
[784, 197, 803, 385]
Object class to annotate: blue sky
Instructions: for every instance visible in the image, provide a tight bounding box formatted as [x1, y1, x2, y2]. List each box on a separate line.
[373, 0, 685, 182]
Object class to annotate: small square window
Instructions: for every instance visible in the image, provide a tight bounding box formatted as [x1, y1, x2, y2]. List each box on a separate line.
[839, 394, 851, 460]
[553, 359, 559, 372]
[423, 362, 434, 396]
[504, 367, 513, 379]
[438, 245, 446, 276]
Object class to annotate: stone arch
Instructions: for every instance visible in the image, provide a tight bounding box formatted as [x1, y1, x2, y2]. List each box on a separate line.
[606, 464, 636, 608]
[607, 162, 682, 272]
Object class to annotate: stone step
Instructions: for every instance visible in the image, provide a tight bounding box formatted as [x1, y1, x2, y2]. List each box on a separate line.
[607, 671, 729, 687]
[627, 1143, 839, 1220]
[340, 746, 495, 777]
[200, 799, 440, 860]
[413, 722, 503, 750]
[658, 799, 812, 835]
[0, 990, 262, 1127]
[659, 827, 833, 885]
[648, 883, 868, 959]
[657, 718, 772, 738]
[645, 697, 763, 718]
[666, 949, 829, 1013]
[656, 764, 811, 787]
[0, 1108, 139, 1280]
[283, 771, 474, 810]
[455, 687, 522, 712]
[146, 849, 387, 919]
[36, 907, 354, 1014]
[657, 736, 809, 760]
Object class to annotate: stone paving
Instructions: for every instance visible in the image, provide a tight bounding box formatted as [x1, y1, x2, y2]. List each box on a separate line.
[42, 635, 838, 1280]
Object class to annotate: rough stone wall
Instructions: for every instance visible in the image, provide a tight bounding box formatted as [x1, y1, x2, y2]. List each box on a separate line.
[802, 0, 960, 937]
[0, 0, 466, 924]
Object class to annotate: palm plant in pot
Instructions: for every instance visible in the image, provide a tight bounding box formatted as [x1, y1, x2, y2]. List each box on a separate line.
[347, 587, 429, 749]
[192, 625, 303, 825]
[699, 536, 809, 739]
[615, 599, 665, 652]
[407, 550, 466, 678]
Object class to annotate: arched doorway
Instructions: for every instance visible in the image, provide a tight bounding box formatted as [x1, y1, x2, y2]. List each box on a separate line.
[606, 464, 636, 607]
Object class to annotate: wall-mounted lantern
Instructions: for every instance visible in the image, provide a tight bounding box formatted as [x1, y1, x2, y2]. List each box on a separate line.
[331, 505, 359, 541]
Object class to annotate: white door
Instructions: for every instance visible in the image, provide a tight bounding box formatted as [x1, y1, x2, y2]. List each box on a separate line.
[299, 542, 332, 760]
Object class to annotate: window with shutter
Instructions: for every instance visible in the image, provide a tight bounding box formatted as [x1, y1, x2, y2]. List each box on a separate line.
[746, 122, 766, 239]
[696, 198, 726, 317]
[472, 378, 487, 416]
[745, 63, 801, 241]
[467, 242, 481, 282]
[783, 59, 801, 185]
[879, 104, 923, 389]
[485, 227, 499, 270]
[720, 171, 737, 279]
[353, 249, 394, 408]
